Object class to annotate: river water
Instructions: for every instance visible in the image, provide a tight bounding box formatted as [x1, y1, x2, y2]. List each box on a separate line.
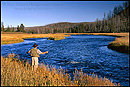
[1, 35, 129, 86]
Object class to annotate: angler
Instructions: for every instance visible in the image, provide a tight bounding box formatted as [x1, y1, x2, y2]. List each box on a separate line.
[27, 43, 48, 71]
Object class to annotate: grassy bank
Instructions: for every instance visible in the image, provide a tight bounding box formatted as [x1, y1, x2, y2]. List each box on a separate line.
[1, 32, 129, 53]
[1, 33, 70, 44]
[108, 36, 129, 53]
[65, 33, 129, 53]
[1, 54, 119, 86]
[1, 32, 129, 44]
[1, 33, 127, 86]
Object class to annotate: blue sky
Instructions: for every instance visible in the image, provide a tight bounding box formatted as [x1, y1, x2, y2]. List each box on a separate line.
[1, 1, 124, 28]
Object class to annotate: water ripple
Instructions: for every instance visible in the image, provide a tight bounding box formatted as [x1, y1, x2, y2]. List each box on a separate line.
[1, 35, 129, 86]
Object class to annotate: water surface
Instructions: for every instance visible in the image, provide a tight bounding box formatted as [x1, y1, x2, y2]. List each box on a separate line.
[1, 35, 129, 86]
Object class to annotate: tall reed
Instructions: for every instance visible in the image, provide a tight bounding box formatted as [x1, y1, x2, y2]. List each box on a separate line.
[1, 53, 120, 86]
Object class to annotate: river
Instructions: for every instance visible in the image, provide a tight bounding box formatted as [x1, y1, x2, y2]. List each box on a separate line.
[1, 35, 129, 86]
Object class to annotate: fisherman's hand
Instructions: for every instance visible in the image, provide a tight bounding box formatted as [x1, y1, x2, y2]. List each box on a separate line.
[41, 51, 48, 54]
[26, 51, 29, 54]
[46, 51, 48, 53]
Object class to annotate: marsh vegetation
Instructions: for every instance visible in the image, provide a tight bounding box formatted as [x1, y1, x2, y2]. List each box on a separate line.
[1, 54, 119, 86]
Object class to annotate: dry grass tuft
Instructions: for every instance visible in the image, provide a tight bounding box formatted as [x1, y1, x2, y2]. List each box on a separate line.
[1, 54, 119, 86]
[108, 36, 129, 53]
[47, 36, 65, 40]
[66, 33, 129, 53]
[113, 36, 129, 46]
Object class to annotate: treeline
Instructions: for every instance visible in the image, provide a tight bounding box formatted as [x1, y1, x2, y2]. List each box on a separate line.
[63, 1, 129, 33]
[24, 22, 81, 34]
[24, 1, 129, 34]
[1, 1, 129, 34]
[1, 23, 25, 32]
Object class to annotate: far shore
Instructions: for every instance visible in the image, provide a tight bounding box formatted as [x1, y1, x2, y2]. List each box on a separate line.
[1, 32, 129, 53]
[65, 33, 129, 53]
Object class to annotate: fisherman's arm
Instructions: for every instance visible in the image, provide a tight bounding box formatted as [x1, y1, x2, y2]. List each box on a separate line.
[41, 51, 48, 54]
[37, 49, 48, 54]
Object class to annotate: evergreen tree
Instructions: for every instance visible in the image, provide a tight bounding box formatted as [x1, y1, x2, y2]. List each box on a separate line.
[77, 23, 84, 33]
[1, 22, 4, 31]
[112, 11, 114, 18]
[17, 25, 20, 32]
[123, 1, 128, 9]
[53, 28, 57, 33]
[20, 23, 25, 32]
[118, 5, 123, 13]
[113, 6, 118, 15]
[48, 29, 50, 33]
[102, 12, 106, 32]
[109, 10, 112, 19]
[12, 27, 15, 32]
[6, 25, 10, 32]
[96, 18, 99, 32]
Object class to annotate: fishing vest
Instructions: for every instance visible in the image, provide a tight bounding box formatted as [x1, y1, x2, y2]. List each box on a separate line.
[30, 48, 40, 57]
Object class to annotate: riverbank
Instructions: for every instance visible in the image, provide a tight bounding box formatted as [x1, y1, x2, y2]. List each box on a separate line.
[65, 33, 129, 54]
[1, 32, 129, 53]
[1, 54, 119, 86]
[1, 33, 128, 86]
[108, 36, 129, 53]
[1, 33, 70, 44]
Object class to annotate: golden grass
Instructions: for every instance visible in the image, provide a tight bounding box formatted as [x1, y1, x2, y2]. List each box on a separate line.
[110, 36, 129, 46]
[1, 33, 70, 44]
[1, 31, 26, 34]
[1, 32, 129, 53]
[1, 32, 127, 86]
[108, 36, 129, 53]
[65, 33, 129, 53]
[1, 54, 119, 86]
[1, 32, 129, 45]
[65, 33, 129, 37]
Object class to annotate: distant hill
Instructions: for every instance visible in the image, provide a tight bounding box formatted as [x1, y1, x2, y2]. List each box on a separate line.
[3, 4, 129, 34]
[24, 22, 94, 34]
[24, 5, 129, 34]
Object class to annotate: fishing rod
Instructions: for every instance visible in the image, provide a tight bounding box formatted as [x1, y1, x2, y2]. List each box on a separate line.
[78, 36, 129, 82]
[51, 35, 112, 76]
[43, 37, 112, 77]
[41, 45, 58, 64]
[78, 37, 113, 77]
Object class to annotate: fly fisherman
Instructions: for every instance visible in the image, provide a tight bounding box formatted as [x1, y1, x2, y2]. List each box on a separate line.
[27, 43, 48, 71]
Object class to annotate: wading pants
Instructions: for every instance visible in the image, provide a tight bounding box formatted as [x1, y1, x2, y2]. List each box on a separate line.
[32, 57, 38, 71]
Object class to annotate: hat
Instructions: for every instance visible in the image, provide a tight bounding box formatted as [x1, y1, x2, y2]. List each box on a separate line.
[32, 43, 38, 47]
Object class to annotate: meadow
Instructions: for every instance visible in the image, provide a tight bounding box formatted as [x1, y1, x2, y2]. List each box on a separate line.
[1, 33, 70, 44]
[1, 53, 119, 86]
[1, 32, 129, 45]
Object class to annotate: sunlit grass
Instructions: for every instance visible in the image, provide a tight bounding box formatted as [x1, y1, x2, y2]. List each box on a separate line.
[65, 33, 129, 37]
[1, 32, 129, 53]
[108, 36, 129, 53]
[65, 33, 129, 53]
[1, 33, 70, 44]
[1, 54, 120, 86]
[1, 32, 129, 45]
[111, 36, 129, 46]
